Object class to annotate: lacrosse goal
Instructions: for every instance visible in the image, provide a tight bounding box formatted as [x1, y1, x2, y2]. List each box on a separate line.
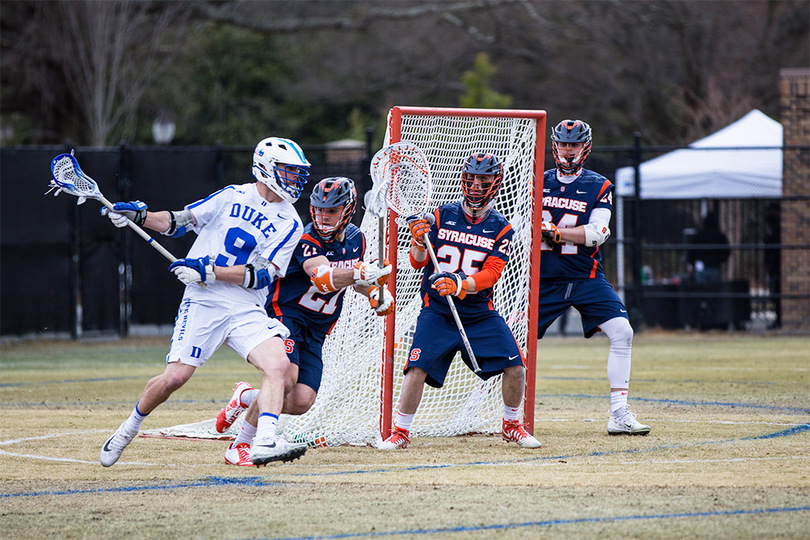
[271, 106, 546, 446]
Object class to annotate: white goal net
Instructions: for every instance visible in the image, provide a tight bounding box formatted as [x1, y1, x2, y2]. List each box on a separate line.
[143, 107, 545, 447]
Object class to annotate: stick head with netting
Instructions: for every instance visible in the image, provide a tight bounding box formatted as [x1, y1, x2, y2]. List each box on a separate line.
[367, 142, 432, 223]
[48, 153, 104, 205]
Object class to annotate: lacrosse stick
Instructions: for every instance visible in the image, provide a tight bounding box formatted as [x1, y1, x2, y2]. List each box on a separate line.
[48, 152, 179, 265]
[367, 142, 480, 372]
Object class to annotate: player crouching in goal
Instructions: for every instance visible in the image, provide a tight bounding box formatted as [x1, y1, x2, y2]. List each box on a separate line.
[380, 152, 541, 450]
[215, 177, 395, 466]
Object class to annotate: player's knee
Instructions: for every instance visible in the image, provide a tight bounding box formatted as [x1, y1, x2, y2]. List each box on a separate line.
[160, 372, 189, 394]
[251, 355, 289, 380]
[283, 385, 316, 415]
[503, 365, 526, 384]
[603, 317, 633, 347]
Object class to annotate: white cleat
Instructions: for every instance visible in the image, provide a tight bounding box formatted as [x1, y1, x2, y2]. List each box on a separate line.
[502, 419, 542, 448]
[250, 436, 307, 466]
[607, 407, 651, 435]
[216, 381, 253, 433]
[224, 442, 253, 467]
[377, 427, 410, 450]
[99, 422, 136, 467]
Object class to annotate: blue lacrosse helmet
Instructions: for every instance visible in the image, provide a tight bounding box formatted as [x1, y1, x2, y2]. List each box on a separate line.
[551, 119, 592, 175]
[460, 152, 504, 211]
[309, 177, 357, 241]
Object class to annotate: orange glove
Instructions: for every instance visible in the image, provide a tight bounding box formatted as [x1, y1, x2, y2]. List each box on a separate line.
[541, 221, 561, 244]
[429, 271, 469, 300]
[406, 213, 434, 247]
[353, 258, 391, 287]
[368, 286, 395, 316]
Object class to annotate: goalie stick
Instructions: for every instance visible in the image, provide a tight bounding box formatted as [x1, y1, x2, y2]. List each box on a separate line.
[367, 142, 480, 372]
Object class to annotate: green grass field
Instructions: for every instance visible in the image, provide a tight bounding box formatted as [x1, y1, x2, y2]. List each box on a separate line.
[1, 333, 808, 539]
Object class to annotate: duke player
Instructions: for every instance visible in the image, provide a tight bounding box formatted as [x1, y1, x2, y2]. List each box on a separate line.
[214, 177, 394, 466]
[539, 120, 650, 435]
[99, 137, 319, 467]
[379, 152, 541, 450]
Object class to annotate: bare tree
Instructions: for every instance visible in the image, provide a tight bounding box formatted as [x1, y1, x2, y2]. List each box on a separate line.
[17, 1, 191, 145]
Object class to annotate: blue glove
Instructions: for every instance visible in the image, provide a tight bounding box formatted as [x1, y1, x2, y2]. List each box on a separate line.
[169, 256, 216, 285]
[429, 271, 469, 299]
[100, 201, 148, 227]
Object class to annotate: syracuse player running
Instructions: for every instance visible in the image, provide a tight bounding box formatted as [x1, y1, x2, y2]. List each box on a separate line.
[379, 152, 541, 450]
[215, 177, 395, 466]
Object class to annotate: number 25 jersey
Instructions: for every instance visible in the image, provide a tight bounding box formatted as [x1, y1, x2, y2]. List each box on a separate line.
[419, 202, 512, 320]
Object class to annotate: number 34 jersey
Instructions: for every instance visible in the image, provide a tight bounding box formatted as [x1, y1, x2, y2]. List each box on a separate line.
[183, 182, 303, 305]
[541, 168, 614, 281]
[267, 223, 366, 334]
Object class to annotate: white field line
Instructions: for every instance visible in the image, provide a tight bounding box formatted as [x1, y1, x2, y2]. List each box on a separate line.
[571, 419, 808, 426]
[0, 429, 165, 466]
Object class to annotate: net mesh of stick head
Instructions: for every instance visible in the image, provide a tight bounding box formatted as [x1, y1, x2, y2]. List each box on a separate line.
[50, 154, 101, 201]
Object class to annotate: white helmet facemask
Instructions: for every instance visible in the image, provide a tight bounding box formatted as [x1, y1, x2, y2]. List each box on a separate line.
[252, 137, 311, 202]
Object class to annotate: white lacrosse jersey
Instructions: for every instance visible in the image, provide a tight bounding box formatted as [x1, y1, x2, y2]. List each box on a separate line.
[182, 182, 303, 306]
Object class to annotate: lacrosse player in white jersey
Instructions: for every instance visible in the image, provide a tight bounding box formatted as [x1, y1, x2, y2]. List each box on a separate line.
[99, 137, 313, 468]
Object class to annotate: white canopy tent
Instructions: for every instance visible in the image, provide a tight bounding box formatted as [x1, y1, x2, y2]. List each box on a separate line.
[612, 109, 783, 298]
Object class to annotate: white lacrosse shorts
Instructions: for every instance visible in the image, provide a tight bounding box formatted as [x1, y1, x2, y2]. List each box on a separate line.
[166, 297, 290, 367]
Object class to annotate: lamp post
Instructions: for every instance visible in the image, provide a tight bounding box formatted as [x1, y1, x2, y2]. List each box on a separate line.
[152, 116, 176, 145]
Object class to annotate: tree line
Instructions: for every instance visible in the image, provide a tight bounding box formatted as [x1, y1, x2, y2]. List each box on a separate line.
[1, 0, 807, 148]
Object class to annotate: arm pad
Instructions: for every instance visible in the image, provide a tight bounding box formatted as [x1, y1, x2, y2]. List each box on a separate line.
[583, 222, 611, 247]
[244, 261, 277, 289]
[162, 209, 195, 238]
[311, 264, 338, 293]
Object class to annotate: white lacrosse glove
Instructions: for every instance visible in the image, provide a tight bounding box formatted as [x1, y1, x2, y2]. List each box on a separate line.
[368, 286, 395, 316]
[353, 259, 392, 287]
[169, 255, 216, 285]
[100, 201, 148, 228]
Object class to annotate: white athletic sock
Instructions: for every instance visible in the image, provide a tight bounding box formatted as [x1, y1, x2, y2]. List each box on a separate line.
[393, 411, 414, 432]
[123, 402, 148, 435]
[234, 420, 257, 446]
[610, 390, 628, 413]
[256, 412, 279, 441]
[503, 405, 521, 421]
[241, 388, 259, 407]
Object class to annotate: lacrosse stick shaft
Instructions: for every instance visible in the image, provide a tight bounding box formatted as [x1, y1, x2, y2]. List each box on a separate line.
[378, 217, 385, 269]
[423, 236, 480, 372]
[98, 196, 178, 263]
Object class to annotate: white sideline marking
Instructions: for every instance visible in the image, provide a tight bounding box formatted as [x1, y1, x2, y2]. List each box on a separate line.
[0, 429, 164, 466]
[0, 429, 110, 446]
[563, 418, 807, 426]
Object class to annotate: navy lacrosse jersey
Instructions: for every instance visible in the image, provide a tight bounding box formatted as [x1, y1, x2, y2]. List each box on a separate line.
[266, 222, 366, 334]
[541, 168, 614, 281]
[419, 202, 513, 320]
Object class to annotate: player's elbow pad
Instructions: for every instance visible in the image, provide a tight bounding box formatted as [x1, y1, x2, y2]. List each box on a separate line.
[254, 267, 276, 289]
[244, 264, 277, 289]
[161, 209, 194, 238]
[583, 222, 611, 247]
